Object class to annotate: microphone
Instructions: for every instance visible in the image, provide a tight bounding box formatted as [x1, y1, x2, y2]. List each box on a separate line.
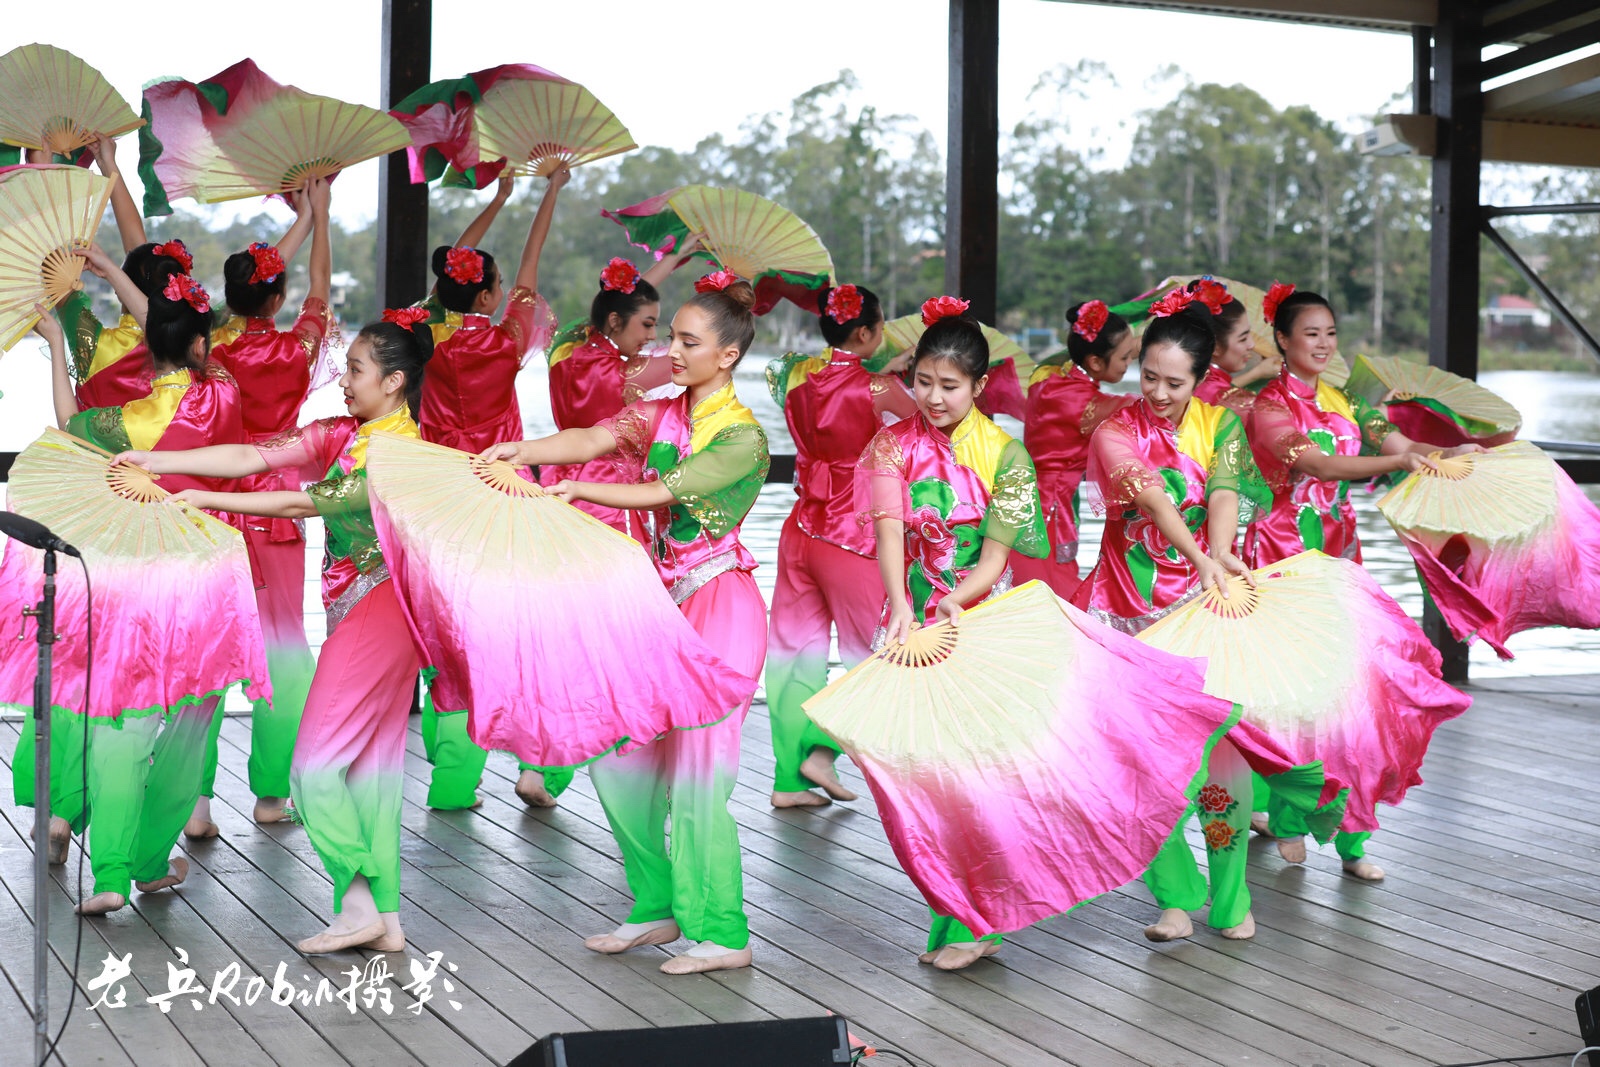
[0, 511, 80, 558]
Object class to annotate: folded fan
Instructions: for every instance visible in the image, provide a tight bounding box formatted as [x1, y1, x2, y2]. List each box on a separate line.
[1138, 550, 1470, 832]
[0, 164, 111, 351]
[140, 59, 410, 215]
[0, 427, 268, 718]
[1344, 352, 1521, 446]
[0, 44, 143, 157]
[1377, 441, 1600, 657]
[605, 184, 833, 314]
[802, 580, 1243, 937]
[365, 432, 756, 768]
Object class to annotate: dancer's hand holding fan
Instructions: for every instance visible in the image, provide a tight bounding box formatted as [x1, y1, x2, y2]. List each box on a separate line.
[802, 580, 1243, 938]
[605, 185, 833, 314]
[1377, 440, 1600, 658]
[1138, 550, 1470, 835]
[0, 428, 269, 720]
[0, 164, 111, 351]
[0, 44, 142, 162]
[139, 59, 411, 215]
[365, 432, 756, 769]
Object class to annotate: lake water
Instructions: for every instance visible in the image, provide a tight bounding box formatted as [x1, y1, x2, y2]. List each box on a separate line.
[3, 350, 1599, 692]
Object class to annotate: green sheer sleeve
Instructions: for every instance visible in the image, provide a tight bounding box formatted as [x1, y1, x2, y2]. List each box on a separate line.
[308, 468, 384, 573]
[54, 290, 101, 384]
[1344, 388, 1397, 455]
[1206, 409, 1273, 526]
[65, 406, 130, 454]
[764, 352, 809, 410]
[660, 423, 771, 539]
[978, 439, 1049, 559]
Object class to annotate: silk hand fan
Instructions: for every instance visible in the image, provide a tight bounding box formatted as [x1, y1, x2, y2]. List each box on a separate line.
[803, 580, 1239, 937]
[140, 59, 410, 215]
[1377, 441, 1600, 657]
[365, 432, 756, 768]
[1138, 551, 1470, 832]
[605, 185, 834, 314]
[1344, 353, 1521, 447]
[0, 44, 143, 157]
[0, 164, 111, 351]
[0, 428, 269, 718]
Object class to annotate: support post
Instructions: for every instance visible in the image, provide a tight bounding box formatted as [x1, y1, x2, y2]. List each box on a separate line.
[1425, 7, 1481, 682]
[377, 0, 432, 314]
[945, 0, 999, 322]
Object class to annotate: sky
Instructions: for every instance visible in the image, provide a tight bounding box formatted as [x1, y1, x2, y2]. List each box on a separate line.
[5, 0, 1419, 226]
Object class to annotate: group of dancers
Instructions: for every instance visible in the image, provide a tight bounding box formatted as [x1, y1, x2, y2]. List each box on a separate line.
[5, 150, 1489, 978]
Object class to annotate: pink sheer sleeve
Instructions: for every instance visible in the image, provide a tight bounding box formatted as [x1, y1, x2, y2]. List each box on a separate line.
[1084, 415, 1164, 516]
[870, 373, 918, 423]
[1247, 393, 1313, 493]
[621, 353, 676, 405]
[855, 426, 910, 525]
[593, 400, 661, 484]
[255, 416, 349, 484]
[291, 296, 339, 388]
[501, 286, 559, 368]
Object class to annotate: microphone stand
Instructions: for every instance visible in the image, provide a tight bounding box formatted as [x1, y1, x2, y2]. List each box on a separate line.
[25, 548, 57, 1067]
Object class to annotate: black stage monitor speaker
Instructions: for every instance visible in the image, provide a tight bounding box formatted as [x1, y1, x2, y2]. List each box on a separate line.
[506, 1015, 853, 1066]
[1578, 985, 1600, 1067]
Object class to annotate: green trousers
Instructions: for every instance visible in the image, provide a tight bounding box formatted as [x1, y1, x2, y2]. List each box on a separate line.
[87, 698, 218, 896]
[927, 911, 1004, 953]
[420, 686, 573, 809]
[1144, 737, 1253, 929]
[1253, 771, 1370, 860]
[12, 705, 90, 833]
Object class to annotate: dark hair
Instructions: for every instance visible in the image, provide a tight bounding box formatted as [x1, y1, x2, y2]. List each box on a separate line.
[1184, 280, 1249, 351]
[356, 320, 435, 417]
[1271, 291, 1335, 353]
[816, 284, 883, 348]
[430, 245, 499, 314]
[589, 277, 661, 335]
[122, 243, 188, 299]
[143, 262, 211, 374]
[912, 315, 989, 382]
[1140, 303, 1215, 381]
[223, 246, 287, 316]
[682, 281, 757, 366]
[1064, 301, 1131, 369]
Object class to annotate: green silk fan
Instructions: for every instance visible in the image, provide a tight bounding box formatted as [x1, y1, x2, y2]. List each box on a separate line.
[1344, 353, 1521, 440]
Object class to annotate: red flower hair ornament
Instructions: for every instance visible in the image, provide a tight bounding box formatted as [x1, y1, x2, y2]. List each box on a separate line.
[1147, 287, 1196, 318]
[162, 273, 210, 314]
[599, 256, 641, 294]
[920, 295, 970, 327]
[382, 307, 431, 330]
[824, 284, 863, 324]
[1071, 300, 1110, 342]
[152, 239, 193, 273]
[694, 269, 740, 294]
[444, 246, 486, 286]
[1262, 281, 1295, 326]
[1190, 278, 1230, 314]
[246, 242, 285, 285]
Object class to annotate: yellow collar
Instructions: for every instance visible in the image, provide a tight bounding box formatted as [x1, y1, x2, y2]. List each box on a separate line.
[687, 381, 755, 453]
[945, 406, 1012, 494]
[348, 405, 418, 470]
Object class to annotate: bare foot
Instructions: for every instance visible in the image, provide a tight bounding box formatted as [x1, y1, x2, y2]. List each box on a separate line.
[1342, 859, 1385, 881]
[134, 857, 189, 894]
[584, 919, 681, 954]
[296, 919, 389, 955]
[1250, 813, 1273, 837]
[929, 942, 1000, 971]
[799, 749, 857, 802]
[1144, 908, 1194, 942]
[515, 771, 558, 809]
[770, 789, 830, 808]
[660, 944, 752, 974]
[76, 892, 127, 915]
[253, 797, 288, 823]
[1276, 837, 1307, 864]
[1219, 912, 1256, 940]
[47, 816, 70, 865]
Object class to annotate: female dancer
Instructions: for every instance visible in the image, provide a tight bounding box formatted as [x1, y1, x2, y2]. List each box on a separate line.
[415, 170, 562, 811]
[1078, 300, 1284, 940]
[1010, 300, 1137, 599]
[1192, 281, 1279, 416]
[115, 314, 432, 952]
[1244, 286, 1477, 880]
[860, 297, 1050, 969]
[510, 247, 690, 809]
[36, 259, 248, 913]
[483, 277, 769, 974]
[764, 283, 916, 808]
[186, 177, 331, 835]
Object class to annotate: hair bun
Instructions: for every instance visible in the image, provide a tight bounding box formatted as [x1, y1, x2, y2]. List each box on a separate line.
[430, 245, 451, 277]
[409, 321, 435, 363]
[723, 279, 757, 311]
[223, 250, 256, 285]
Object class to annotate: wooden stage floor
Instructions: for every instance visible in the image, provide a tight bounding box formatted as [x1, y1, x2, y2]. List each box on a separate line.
[3, 673, 1599, 1067]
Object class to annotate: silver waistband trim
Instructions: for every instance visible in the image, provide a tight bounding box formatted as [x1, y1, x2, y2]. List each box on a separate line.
[326, 564, 390, 634]
[869, 567, 1015, 650]
[1087, 581, 1205, 636]
[668, 551, 742, 605]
